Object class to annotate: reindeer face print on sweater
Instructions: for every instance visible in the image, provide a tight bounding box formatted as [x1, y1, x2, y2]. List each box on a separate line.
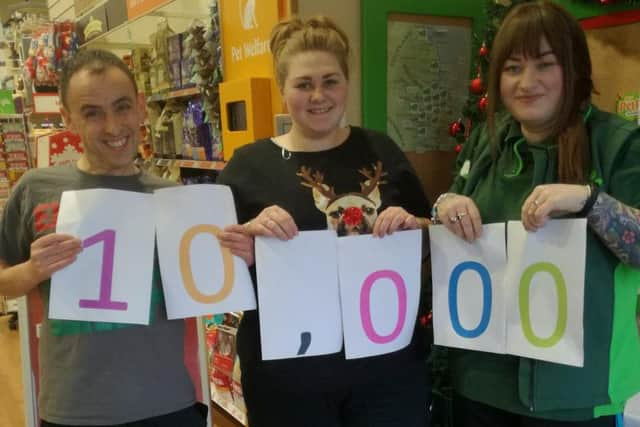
[297, 161, 387, 236]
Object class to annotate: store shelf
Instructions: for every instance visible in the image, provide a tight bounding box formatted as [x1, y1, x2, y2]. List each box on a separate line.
[78, 0, 210, 51]
[146, 86, 200, 103]
[174, 159, 225, 170]
[11, 15, 49, 35]
[138, 157, 225, 170]
[27, 110, 62, 115]
[211, 392, 247, 426]
[0, 114, 24, 120]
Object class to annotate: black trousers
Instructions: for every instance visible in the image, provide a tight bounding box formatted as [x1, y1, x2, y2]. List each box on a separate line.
[453, 394, 616, 427]
[41, 403, 208, 427]
[241, 361, 431, 427]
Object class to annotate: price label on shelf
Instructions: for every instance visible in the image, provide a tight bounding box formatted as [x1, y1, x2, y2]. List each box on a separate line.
[33, 93, 61, 114]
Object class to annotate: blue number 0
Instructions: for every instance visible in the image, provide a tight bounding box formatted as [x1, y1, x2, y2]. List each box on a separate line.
[449, 261, 492, 338]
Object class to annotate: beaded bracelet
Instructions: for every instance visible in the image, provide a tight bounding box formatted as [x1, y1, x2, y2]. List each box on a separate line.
[578, 183, 600, 217]
[430, 193, 454, 224]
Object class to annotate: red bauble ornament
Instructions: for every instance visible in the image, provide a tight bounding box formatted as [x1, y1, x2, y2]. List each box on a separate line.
[419, 312, 433, 327]
[470, 77, 484, 95]
[449, 121, 460, 137]
[454, 143, 463, 153]
[419, 315, 428, 327]
[599, 0, 613, 4]
[478, 95, 489, 112]
[479, 42, 489, 57]
[449, 119, 465, 137]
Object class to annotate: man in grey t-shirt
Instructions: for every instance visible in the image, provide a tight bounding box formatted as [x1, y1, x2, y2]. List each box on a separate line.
[0, 49, 252, 426]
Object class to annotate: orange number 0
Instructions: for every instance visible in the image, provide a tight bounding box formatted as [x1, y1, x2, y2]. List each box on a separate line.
[179, 224, 235, 303]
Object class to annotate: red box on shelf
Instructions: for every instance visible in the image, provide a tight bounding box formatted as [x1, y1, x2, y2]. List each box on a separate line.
[36, 131, 83, 168]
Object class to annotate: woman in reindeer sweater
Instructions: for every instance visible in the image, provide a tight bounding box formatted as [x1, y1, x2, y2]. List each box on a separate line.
[217, 15, 431, 427]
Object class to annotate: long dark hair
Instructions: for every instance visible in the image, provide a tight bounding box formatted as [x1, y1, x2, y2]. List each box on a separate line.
[487, 0, 594, 183]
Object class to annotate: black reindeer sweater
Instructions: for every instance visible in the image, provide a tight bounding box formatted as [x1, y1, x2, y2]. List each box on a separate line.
[217, 126, 430, 391]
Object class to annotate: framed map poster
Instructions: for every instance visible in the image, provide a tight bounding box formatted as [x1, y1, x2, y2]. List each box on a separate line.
[361, 0, 485, 201]
[387, 15, 471, 152]
[361, 0, 485, 135]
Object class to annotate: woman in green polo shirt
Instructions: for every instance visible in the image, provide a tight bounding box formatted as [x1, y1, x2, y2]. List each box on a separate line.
[432, 1, 640, 426]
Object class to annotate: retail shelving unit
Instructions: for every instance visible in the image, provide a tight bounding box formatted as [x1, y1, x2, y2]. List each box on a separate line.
[0, 113, 30, 211]
[77, 0, 209, 51]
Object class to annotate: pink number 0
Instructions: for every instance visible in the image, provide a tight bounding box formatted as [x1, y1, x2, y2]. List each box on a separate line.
[360, 270, 407, 344]
[79, 229, 128, 311]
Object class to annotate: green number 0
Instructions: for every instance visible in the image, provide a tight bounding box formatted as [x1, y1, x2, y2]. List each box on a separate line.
[519, 262, 567, 348]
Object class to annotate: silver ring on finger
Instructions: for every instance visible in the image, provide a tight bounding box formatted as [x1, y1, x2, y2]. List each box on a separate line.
[449, 215, 459, 223]
[456, 211, 467, 220]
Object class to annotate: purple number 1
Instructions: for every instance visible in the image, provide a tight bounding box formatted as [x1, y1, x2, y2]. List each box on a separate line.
[79, 229, 128, 311]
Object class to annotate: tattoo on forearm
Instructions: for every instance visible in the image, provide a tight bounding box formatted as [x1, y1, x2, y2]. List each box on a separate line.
[587, 191, 640, 266]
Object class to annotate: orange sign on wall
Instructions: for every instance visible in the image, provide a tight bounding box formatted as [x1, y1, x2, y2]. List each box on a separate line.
[126, 0, 171, 20]
[220, 0, 287, 115]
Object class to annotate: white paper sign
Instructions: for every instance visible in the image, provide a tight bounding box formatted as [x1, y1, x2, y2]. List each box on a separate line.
[154, 184, 256, 319]
[625, 392, 640, 427]
[505, 220, 586, 367]
[50, 189, 155, 324]
[431, 223, 507, 353]
[255, 230, 342, 360]
[338, 230, 421, 359]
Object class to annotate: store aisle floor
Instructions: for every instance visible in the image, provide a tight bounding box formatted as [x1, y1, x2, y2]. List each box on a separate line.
[0, 314, 25, 427]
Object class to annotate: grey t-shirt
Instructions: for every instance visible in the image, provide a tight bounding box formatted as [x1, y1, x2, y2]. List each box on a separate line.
[0, 164, 196, 425]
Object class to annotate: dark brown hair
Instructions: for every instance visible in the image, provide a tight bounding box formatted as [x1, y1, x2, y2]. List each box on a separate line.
[270, 16, 350, 89]
[487, 0, 593, 183]
[59, 49, 138, 109]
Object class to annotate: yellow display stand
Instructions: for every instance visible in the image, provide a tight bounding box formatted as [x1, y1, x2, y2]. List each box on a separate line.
[219, 77, 273, 161]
